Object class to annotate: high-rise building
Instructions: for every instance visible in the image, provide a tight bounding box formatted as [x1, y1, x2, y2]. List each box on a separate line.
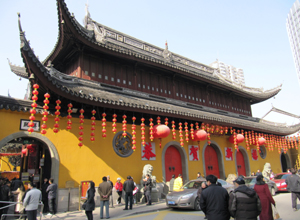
[286, 0, 300, 84]
[210, 59, 245, 85]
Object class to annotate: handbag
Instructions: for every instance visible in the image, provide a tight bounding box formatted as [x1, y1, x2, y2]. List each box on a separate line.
[272, 204, 280, 219]
[82, 200, 87, 210]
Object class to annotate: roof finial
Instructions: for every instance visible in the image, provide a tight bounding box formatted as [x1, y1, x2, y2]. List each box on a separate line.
[165, 40, 168, 50]
[84, 1, 91, 28]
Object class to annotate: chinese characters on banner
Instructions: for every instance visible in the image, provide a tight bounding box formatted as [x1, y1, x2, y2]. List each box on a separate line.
[141, 142, 156, 160]
[251, 149, 258, 161]
[225, 147, 233, 161]
[188, 145, 199, 161]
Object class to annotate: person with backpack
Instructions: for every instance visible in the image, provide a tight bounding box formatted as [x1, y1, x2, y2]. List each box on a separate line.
[229, 177, 261, 220]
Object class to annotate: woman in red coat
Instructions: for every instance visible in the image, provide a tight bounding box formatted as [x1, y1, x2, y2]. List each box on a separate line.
[115, 178, 123, 205]
[254, 175, 275, 220]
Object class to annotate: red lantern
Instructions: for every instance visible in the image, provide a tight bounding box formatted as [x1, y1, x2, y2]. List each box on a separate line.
[122, 115, 127, 138]
[157, 116, 161, 125]
[112, 114, 117, 133]
[193, 129, 207, 141]
[141, 118, 145, 146]
[149, 118, 154, 141]
[258, 137, 266, 146]
[171, 121, 176, 140]
[28, 84, 39, 134]
[236, 134, 244, 143]
[165, 118, 168, 126]
[153, 124, 170, 148]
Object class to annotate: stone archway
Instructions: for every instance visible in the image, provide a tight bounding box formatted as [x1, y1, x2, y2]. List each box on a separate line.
[0, 131, 59, 184]
[202, 141, 226, 179]
[162, 141, 189, 184]
[234, 146, 250, 176]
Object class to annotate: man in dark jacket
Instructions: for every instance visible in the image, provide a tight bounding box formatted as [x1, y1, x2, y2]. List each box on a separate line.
[1, 179, 10, 220]
[41, 178, 49, 214]
[46, 178, 57, 216]
[123, 175, 135, 210]
[200, 175, 230, 220]
[143, 174, 152, 205]
[286, 168, 300, 211]
[229, 177, 261, 220]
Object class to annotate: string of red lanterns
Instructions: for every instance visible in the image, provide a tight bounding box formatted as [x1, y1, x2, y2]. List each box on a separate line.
[112, 114, 117, 133]
[102, 113, 106, 139]
[172, 121, 176, 140]
[90, 110, 96, 142]
[184, 122, 189, 143]
[122, 115, 127, 138]
[149, 118, 154, 141]
[28, 84, 39, 134]
[141, 118, 145, 146]
[179, 122, 184, 147]
[66, 103, 73, 131]
[53, 100, 61, 134]
[41, 93, 50, 135]
[132, 117, 136, 151]
[78, 109, 84, 147]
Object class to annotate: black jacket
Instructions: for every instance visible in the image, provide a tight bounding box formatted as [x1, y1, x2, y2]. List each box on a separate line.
[228, 184, 261, 220]
[123, 180, 135, 193]
[46, 183, 57, 199]
[144, 178, 152, 192]
[42, 182, 49, 200]
[85, 188, 95, 211]
[200, 184, 230, 220]
[1, 184, 10, 201]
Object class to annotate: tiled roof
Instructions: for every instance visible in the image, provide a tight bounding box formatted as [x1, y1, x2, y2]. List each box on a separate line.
[42, 0, 282, 103]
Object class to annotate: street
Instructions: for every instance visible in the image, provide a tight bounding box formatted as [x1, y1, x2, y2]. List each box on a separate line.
[37, 191, 298, 219]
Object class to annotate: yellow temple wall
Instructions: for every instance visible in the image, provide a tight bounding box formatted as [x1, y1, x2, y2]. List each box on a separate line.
[0, 109, 290, 188]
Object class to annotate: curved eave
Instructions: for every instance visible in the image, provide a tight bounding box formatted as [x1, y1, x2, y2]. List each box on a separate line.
[8, 59, 28, 79]
[0, 95, 43, 114]
[40, 0, 281, 103]
[19, 29, 299, 136]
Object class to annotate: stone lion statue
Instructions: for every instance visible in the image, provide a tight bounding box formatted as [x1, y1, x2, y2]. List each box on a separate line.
[262, 163, 272, 180]
[226, 174, 237, 185]
[140, 164, 156, 187]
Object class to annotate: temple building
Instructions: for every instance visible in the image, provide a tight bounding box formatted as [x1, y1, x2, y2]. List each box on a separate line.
[1, 0, 300, 211]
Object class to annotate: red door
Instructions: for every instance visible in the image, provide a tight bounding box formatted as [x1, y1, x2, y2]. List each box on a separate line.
[236, 150, 246, 176]
[204, 145, 220, 178]
[165, 146, 182, 181]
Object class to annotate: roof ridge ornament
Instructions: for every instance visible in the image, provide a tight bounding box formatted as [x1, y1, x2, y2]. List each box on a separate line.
[83, 2, 91, 29]
[17, 13, 26, 49]
[162, 40, 173, 63]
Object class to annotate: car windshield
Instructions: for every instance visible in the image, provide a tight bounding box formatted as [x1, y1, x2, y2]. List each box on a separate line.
[217, 179, 228, 186]
[244, 178, 256, 184]
[182, 181, 203, 189]
[274, 174, 290, 180]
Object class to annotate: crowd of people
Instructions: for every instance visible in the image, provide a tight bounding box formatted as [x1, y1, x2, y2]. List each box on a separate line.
[83, 174, 153, 220]
[0, 177, 57, 220]
[196, 168, 300, 220]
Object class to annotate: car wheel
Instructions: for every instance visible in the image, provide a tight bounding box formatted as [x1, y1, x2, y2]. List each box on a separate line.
[194, 198, 201, 211]
[271, 187, 276, 196]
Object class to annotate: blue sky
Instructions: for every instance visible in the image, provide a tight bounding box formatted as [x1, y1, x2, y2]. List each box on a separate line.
[0, 0, 299, 124]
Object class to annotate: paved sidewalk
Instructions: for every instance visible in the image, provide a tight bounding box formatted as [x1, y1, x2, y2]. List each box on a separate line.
[42, 201, 169, 219]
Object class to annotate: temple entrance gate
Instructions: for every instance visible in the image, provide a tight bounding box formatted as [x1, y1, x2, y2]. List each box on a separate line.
[236, 150, 246, 176]
[204, 145, 220, 178]
[164, 146, 182, 181]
